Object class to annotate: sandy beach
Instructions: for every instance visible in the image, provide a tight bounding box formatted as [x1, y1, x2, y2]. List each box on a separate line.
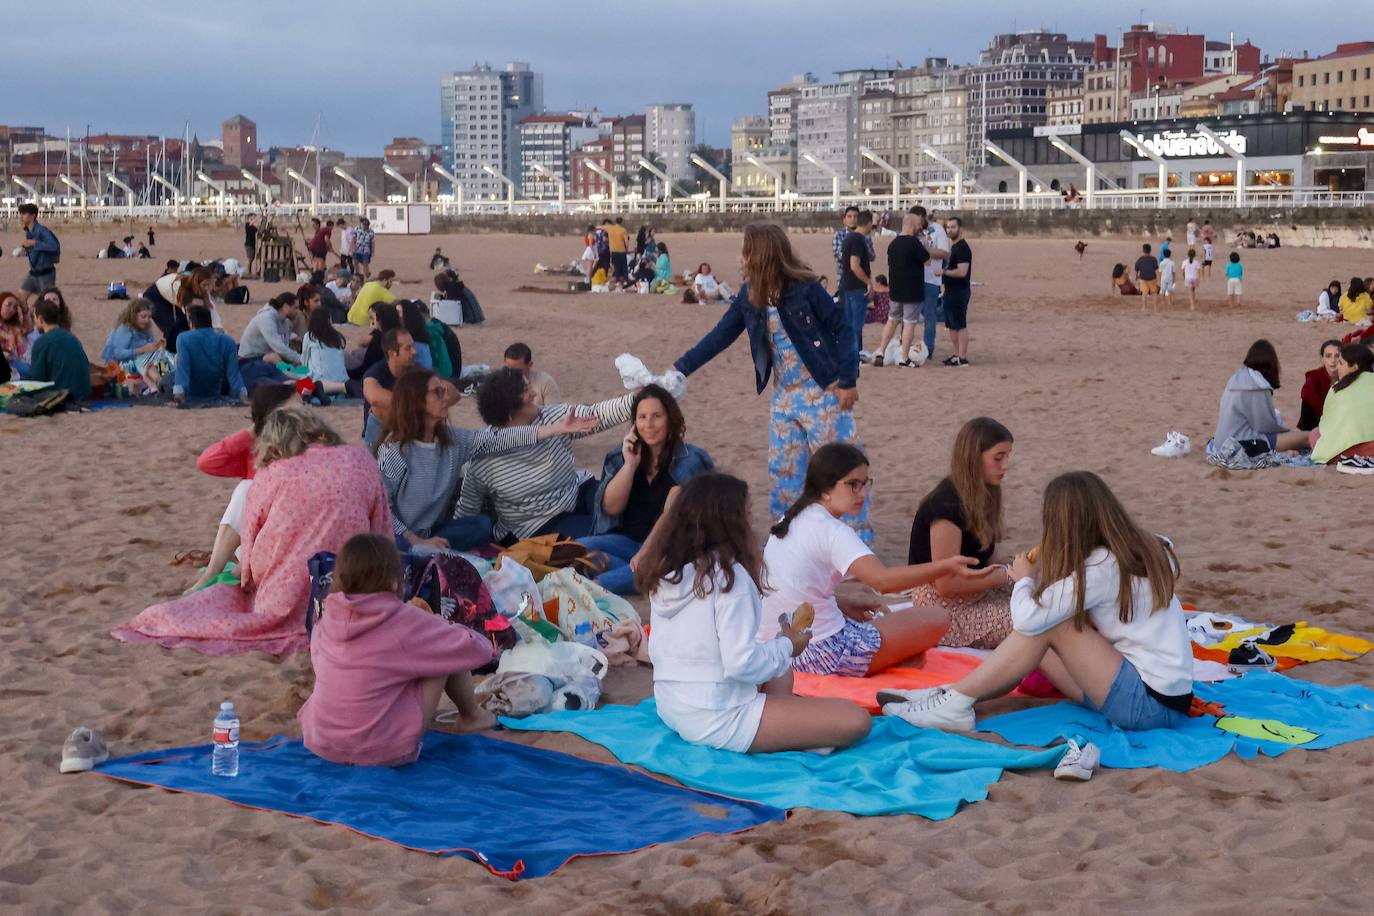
[3, 223, 1373, 913]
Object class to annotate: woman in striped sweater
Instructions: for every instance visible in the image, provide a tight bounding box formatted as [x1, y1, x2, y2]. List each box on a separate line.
[376, 368, 596, 551]
[456, 368, 636, 543]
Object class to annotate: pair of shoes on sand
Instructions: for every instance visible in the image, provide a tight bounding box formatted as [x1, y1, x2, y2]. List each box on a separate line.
[876, 686, 1101, 781]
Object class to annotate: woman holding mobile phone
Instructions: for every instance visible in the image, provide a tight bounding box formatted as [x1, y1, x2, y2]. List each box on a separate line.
[580, 384, 715, 594]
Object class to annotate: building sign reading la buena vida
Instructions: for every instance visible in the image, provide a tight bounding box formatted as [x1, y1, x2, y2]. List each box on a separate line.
[1134, 129, 1248, 159]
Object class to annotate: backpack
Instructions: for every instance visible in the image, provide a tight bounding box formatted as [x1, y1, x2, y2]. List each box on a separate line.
[4, 388, 69, 417]
[403, 552, 513, 671]
[225, 286, 251, 305]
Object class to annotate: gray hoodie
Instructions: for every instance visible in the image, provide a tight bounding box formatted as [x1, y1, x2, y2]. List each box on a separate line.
[1213, 366, 1286, 445]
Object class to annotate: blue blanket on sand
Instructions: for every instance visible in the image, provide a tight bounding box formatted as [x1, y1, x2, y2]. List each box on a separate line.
[93, 731, 783, 879]
[979, 672, 1374, 771]
[503, 698, 1068, 818]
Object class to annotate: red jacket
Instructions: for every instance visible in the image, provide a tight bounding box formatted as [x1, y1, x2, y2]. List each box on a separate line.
[1300, 367, 1334, 416]
[197, 428, 256, 479]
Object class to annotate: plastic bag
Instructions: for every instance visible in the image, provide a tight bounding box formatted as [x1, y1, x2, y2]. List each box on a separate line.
[484, 556, 540, 619]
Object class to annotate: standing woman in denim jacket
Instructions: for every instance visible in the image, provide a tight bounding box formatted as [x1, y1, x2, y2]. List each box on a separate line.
[673, 224, 871, 543]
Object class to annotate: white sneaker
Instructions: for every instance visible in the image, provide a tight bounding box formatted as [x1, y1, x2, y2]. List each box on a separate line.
[878, 686, 976, 731]
[1053, 738, 1101, 781]
[60, 727, 110, 773]
[1151, 431, 1191, 458]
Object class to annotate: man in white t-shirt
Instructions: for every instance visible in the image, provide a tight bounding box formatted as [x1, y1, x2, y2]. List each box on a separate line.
[914, 205, 950, 362]
[1185, 218, 1198, 247]
[336, 218, 355, 271]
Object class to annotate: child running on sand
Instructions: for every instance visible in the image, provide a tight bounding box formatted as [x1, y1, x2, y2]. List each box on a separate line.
[1182, 249, 1201, 310]
[643, 473, 872, 753]
[879, 471, 1195, 738]
[299, 533, 496, 766]
[1226, 252, 1244, 307]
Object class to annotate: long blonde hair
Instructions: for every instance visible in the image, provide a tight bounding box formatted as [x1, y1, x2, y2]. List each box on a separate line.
[1033, 471, 1178, 627]
[742, 224, 817, 309]
[948, 417, 1012, 550]
[253, 404, 342, 468]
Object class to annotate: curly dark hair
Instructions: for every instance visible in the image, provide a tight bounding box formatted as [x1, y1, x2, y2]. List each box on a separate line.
[476, 367, 530, 427]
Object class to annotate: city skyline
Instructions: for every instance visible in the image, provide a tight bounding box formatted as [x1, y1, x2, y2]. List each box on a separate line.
[1, 1, 1358, 157]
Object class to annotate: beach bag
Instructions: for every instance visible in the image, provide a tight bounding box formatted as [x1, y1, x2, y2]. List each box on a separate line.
[305, 551, 336, 641]
[496, 534, 607, 582]
[484, 555, 541, 619]
[107, 281, 129, 300]
[225, 286, 251, 305]
[537, 567, 636, 648]
[5, 388, 69, 417]
[404, 552, 514, 669]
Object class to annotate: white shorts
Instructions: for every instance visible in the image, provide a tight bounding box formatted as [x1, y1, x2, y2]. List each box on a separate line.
[1227, 278, 1243, 295]
[1186, 233, 1197, 246]
[220, 479, 253, 533]
[655, 689, 766, 753]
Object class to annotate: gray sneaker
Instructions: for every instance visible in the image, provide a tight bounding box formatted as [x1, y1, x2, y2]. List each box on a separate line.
[60, 727, 110, 773]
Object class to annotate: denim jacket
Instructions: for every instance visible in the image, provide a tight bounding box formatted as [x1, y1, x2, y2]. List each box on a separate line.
[673, 281, 856, 394]
[589, 442, 715, 535]
[100, 323, 156, 363]
[25, 223, 61, 274]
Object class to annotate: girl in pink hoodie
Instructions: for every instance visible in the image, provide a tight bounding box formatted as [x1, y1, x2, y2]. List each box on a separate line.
[299, 534, 497, 766]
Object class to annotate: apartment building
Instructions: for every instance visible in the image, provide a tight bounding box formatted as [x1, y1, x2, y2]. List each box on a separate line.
[965, 32, 1095, 167]
[858, 89, 895, 192]
[1290, 42, 1374, 113]
[518, 113, 601, 197]
[795, 69, 894, 193]
[439, 62, 543, 199]
[645, 103, 695, 183]
[570, 137, 614, 198]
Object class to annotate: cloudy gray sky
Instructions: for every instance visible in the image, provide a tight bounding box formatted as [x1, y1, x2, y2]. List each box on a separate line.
[2, 1, 1350, 153]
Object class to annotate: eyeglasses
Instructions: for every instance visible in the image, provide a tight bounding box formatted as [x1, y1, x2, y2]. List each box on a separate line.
[426, 386, 446, 398]
[842, 477, 873, 494]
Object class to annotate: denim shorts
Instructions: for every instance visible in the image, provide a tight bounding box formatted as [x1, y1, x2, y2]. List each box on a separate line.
[1088, 658, 1189, 731]
[792, 618, 882, 677]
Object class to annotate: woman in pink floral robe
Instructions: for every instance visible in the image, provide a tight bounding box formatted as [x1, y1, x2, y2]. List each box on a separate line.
[113, 408, 391, 656]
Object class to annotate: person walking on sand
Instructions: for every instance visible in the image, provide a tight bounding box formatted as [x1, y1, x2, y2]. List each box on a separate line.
[1201, 239, 1215, 280]
[1186, 218, 1198, 248]
[1182, 249, 1201, 311]
[1225, 252, 1244, 307]
[17, 204, 61, 306]
[1134, 244, 1160, 300]
[672, 224, 870, 543]
[244, 215, 260, 278]
[941, 216, 973, 366]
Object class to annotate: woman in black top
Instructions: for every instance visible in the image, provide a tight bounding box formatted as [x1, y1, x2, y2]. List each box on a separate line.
[908, 417, 1017, 648]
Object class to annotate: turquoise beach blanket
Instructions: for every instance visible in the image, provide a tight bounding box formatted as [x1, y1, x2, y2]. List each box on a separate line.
[503, 698, 1067, 819]
[978, 671, 1374, 771]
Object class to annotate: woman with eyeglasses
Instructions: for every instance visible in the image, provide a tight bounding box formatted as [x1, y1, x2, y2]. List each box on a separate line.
[907, 418, 1017, 649]
[759, 443, 995, 678]
[375, 368, 596, 552]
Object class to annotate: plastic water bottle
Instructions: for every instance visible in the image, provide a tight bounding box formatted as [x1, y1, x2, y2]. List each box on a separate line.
[211, 701, 240, 777]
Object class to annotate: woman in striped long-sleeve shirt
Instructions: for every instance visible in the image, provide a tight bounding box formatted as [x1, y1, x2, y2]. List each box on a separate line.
[376, 368, 597, 551]
[456, 368, 635, 543]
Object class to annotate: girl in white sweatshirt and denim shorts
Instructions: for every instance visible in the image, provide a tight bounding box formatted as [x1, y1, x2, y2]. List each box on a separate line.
[642, 473, 871, 754]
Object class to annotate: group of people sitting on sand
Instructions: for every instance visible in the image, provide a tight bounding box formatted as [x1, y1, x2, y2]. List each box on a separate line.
[111, 347, 1190, 772]
[92, 216, 1222, 780]
[1316, 277, 1374, 325]
[1212, 337, 1374, 473]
